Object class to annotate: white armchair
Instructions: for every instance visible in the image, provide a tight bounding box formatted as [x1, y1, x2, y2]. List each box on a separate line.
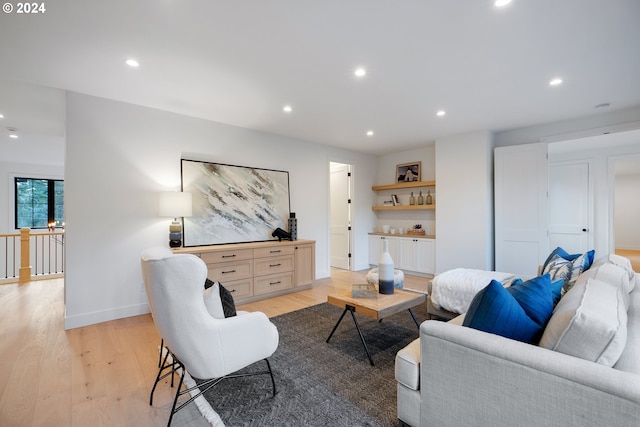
[140, 247, 279, 426]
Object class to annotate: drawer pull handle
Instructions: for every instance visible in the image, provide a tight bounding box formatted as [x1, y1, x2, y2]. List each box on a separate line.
[269, 281, 281, 285]
[222, 270, 236, 274]
[229, 289, 236, 293]
[270, 250, 281, 253]
[270, 263, 282, 267]
[222, 254, 237, 258]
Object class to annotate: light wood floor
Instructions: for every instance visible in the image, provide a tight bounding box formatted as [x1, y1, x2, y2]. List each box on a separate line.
[2, 250, 638, 426]
[615, 249, 640, 272]
[0, 270, 429, 427]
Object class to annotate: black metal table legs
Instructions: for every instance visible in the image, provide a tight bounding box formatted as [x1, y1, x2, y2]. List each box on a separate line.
[326, 304, 420, 366]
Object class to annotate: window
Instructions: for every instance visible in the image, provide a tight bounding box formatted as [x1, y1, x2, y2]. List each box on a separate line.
[14, 178, 64, 229]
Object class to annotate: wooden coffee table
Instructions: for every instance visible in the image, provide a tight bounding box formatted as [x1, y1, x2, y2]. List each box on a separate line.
[326, 289, 426, 365]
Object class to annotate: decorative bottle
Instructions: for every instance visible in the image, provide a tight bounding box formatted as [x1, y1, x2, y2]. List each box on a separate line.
[409, 192, 415, 205]
[378, 239, 395, 294]
[288, 212, 297, 240]
[418, 191, 424, 205]
[426, 190, 433, 205]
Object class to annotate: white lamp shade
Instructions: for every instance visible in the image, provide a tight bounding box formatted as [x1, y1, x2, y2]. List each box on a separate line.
[159, 192, 192, 218]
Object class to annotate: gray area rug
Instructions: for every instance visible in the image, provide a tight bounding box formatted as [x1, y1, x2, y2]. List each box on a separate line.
[196, 301, 428, 426]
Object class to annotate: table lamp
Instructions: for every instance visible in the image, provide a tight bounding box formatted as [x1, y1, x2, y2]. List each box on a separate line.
[159, 191, 192, 247]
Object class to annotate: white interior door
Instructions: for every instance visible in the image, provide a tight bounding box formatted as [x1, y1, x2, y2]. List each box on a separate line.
[330, 162, 351, 270]
[495, 143, 548, 278]
[548, 161, 591, 254]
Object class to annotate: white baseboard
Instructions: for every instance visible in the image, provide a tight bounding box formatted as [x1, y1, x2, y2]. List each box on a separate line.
[64, 302, 150, 330]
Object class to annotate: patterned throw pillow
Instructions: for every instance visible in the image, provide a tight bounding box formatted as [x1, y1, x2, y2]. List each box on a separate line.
[542, 254, 571, 286]
[542, 247, 595, 295]
[219, 283, 237, 317]
[204, 278, 237, 317]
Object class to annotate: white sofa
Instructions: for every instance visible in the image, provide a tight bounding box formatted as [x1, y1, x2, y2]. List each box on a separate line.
[395, 255, 640, 427]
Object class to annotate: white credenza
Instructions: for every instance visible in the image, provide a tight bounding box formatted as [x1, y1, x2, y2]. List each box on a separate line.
[175, 239, 315, 304]
[368, 233, 435, 275]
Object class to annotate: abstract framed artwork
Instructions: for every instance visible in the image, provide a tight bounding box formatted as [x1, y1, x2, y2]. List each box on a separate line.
[396, 161, 421, 183]
[181, 159, 290, 246]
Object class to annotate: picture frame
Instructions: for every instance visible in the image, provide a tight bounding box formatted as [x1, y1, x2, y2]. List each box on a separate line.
[181, 159, 290, 246]
[396, 161, 421, 183]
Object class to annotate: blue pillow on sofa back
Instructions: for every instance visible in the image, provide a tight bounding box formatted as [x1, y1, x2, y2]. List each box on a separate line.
[462, 275, 555, 344]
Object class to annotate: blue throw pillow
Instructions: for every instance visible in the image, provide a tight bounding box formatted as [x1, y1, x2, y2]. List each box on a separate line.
[550, 278, 564, 305]
[463, 280, 541, 343]
[511, 275, 564, 306]
[506, 274, 554, 327]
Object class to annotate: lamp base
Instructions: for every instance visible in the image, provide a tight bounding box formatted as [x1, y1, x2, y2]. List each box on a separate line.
[169, 222, 182, 248]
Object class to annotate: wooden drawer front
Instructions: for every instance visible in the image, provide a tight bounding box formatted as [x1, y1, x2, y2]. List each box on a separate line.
[223, 278, 252, 300]
[207, 261, 252, 282]
[200, 248, 253, 264]
[254, 246, 295, 259]
[254, 273, 293, 295]
[254, 256, 293, 276]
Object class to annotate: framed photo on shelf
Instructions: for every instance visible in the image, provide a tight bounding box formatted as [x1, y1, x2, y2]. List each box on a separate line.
[396, 161, 421, 183]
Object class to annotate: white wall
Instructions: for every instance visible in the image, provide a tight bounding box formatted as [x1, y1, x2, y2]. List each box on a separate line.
[0, 161, 64, 233]
[64, 91, 377, 329]
[435, 131, 494, 273]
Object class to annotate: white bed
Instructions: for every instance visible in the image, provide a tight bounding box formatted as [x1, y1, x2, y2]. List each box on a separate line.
[429, 268, 518, 315]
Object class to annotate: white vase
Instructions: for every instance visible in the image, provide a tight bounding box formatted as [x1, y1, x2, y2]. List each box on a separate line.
[378, 239, 395, 294]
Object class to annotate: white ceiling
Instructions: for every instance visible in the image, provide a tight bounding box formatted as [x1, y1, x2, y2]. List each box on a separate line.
[1, 0, 639, 160]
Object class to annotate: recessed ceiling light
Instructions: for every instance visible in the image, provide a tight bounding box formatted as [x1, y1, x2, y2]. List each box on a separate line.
[283, 105, 292, 113]
[125, 58, 140, 68]
[9, 134, 18, 139]
[549, 78, 563, 86]
[366, 130, 374, 136]
[436, 110, 446, 117]
[354, 68, 366, 77]
[8, 127, 18, 139]
[494, 0, 512, 7]
[0, 113, 4, 119]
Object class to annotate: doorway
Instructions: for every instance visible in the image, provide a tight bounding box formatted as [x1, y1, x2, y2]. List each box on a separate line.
[329, 162, 353, 271]
[613, 156, 640, 271]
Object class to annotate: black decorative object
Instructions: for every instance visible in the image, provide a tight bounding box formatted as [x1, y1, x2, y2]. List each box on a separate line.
[272, 227, 291, 241]
[288, 212, 297, 240]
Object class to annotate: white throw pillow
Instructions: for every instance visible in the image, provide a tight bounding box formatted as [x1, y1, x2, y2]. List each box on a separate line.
[592, 253, 635, 281]
[579, 263, 633, 308]
[539, 278, 628, 367]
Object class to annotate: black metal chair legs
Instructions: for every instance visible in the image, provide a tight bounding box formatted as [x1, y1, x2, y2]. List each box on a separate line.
[150, 348, 277, 426]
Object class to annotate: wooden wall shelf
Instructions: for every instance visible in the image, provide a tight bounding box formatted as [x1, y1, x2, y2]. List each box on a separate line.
[371, 180, 436, 191]
[372, 204, 435, 211]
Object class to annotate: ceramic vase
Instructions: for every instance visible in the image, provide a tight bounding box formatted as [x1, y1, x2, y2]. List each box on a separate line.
[378, 239, 395, 294]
